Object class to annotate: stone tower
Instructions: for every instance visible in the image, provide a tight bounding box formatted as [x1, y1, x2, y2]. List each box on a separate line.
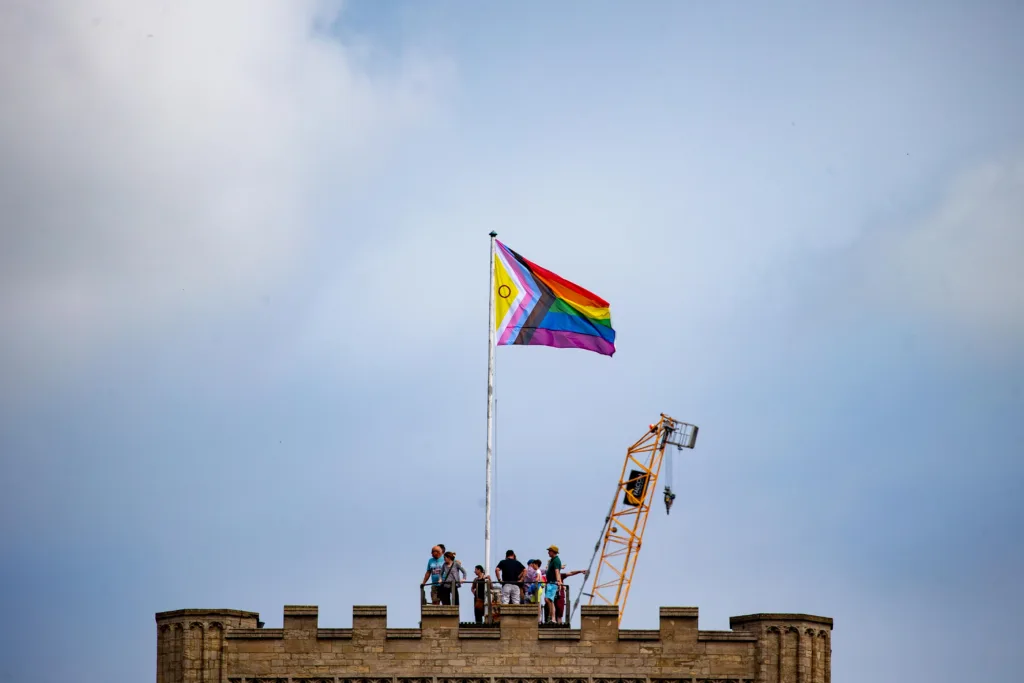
[155, 603, 832, 682]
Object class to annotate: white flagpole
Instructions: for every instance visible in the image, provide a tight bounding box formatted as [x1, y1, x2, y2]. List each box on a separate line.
[485, 231, 497, 575]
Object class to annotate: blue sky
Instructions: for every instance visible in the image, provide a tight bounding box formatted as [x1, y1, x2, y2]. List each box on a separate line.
[0, 1, 1022, 681]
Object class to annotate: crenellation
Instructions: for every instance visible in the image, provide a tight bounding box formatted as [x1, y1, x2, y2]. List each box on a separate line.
[227, 628, 283, 639]
[699, 631, 759, 642]
[580, 604, 621, 644]
[621, 629, 661, 640]
[419, 603, 460, 634]
[460, 627, 502, 639]
[283, 604, 319, 637]
[156, 603, 832, 681]
[539, 629, 581, 641]
[352, 604, 388, 642]
[317, 628, 353, 639]
[386, 628, 422, 640]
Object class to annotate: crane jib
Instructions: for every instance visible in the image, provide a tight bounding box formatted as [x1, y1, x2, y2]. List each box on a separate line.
[575, 414, 700, 626]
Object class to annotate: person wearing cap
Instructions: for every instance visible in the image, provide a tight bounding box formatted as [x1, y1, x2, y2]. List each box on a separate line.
[494, 549, 526, 604]
[543, 545, 562, 623]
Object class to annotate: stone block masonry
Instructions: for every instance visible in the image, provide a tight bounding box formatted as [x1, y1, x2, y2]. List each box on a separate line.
[155, 603, 832, 683]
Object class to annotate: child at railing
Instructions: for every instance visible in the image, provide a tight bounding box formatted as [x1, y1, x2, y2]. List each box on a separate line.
[524, 559, 543, 604]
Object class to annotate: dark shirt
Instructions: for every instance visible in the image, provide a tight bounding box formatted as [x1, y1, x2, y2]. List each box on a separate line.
[496, 558, 526, 583]
[546, 555, 562, 583]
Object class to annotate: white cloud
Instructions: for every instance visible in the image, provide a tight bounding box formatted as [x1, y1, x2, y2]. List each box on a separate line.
[0, 0, 443, 387]
[874, 158, 1024, 342]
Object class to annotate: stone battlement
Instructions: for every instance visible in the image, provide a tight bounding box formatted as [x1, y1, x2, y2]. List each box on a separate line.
[155, 603, 832, 682]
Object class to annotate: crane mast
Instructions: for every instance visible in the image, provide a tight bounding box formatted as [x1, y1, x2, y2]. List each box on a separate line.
[584, 414, 698, 623]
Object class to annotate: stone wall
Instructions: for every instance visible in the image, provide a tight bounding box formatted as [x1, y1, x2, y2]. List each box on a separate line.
[155, 604, 832, 683]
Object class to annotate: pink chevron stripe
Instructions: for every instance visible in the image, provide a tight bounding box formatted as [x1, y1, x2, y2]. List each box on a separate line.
[496, 242, 540, 345]
[495, 246, 527, 345]
[494, 248, 526, 343]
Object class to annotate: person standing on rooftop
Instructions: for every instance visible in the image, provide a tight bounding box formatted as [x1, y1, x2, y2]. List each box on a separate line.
[494, 549, 526, 604]
[524, 559, 543, 603]
[544, 545, 563, 623]
[439, 550, 466, 607]
[471, 565, 488, 624]
[554, 567, 587, 623]
[421, 545, 444, 605]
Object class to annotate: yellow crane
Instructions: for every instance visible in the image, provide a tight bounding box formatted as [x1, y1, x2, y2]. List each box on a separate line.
[579, 414, 699, 624]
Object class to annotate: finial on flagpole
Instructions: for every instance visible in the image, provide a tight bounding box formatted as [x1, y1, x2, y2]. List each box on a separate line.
[489, 231, 497, 238]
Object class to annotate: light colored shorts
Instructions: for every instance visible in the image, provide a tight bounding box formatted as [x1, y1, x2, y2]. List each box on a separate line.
[501, 582, 521, 604]
[544, 583, 559, 601]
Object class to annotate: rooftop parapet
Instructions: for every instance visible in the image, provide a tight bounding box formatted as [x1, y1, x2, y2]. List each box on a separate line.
[155, 603, 833, 683]
[183, 602, 828, 644]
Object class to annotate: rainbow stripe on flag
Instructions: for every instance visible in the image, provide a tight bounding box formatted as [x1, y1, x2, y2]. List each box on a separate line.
[493, 240, 615, 357]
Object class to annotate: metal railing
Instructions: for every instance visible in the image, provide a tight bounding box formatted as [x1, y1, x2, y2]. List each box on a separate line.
[419, 580, 576, 627]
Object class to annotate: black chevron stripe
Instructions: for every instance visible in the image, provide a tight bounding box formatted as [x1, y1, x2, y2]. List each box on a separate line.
[505, 245, 554, 346]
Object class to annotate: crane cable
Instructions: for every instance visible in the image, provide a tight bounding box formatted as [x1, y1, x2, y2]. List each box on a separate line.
[666, 442, 673, 490]
[569, 494, 614, 624]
